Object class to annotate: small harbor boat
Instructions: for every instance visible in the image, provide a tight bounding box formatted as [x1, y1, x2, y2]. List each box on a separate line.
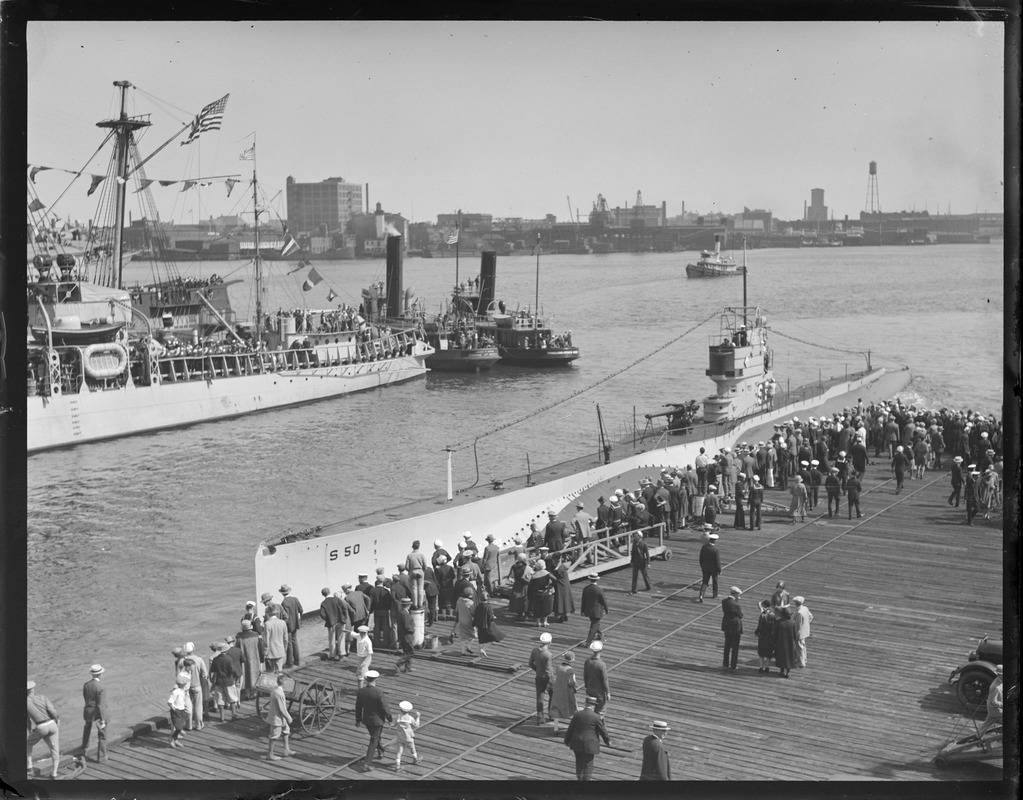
[685, 234, 747, 278]
[27, 80, 432, 453]
[422, 212, 500, 372]
[472, 242, 580, 367]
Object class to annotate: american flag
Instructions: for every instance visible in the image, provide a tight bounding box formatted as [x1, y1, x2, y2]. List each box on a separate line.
[181, 94, 230, 146]
[446, 228, 460, 245]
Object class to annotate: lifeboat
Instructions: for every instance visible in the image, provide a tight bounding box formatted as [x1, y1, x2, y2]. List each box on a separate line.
[83, 342, 129, 380]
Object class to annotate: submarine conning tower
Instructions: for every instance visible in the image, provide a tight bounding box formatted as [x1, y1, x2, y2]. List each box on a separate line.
[702, 305, 775, 423]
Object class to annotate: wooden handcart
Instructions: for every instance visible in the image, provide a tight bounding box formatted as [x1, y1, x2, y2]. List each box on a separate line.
[253, 671, 339, 735]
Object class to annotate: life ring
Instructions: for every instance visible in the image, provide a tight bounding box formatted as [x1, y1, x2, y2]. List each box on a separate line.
[83, 342, 128, 380]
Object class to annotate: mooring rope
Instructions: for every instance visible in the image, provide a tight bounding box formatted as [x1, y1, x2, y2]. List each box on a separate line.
[764, 324, 867, 356]
[447, 309, 721, 451]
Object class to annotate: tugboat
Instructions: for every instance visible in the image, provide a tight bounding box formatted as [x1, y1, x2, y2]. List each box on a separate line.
[472, 247, 580, 367]
[685, 234, 746, 278]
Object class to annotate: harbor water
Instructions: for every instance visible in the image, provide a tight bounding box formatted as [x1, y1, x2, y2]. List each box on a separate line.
[26, 244, 1004, 738]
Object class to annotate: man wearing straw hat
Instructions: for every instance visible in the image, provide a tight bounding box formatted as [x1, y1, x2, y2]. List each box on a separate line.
[640, 720, 671, 780]
[81, 664, 108, 762]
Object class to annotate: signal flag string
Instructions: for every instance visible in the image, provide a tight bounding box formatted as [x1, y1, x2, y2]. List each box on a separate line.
[446, 309, 721, 452]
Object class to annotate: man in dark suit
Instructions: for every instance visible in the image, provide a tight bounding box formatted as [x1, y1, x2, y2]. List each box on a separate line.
[580, 573, 608, 646]
[721, 586, 744, 671]
[369, 578, 393, 649]
[563, 696, 611, 781]
[629, 531, 652, 594]
[698, 533, 721, 602]
[81, 664, 108, 762]
[949, 455, 965, 506]
[345, 583, 371, 652]
[640, 719, 671, 780]
[544, 510, 568, 554]
[279, 584, 303, 667]
[354, 670, 392, 771]
[319, 587, 344, 661]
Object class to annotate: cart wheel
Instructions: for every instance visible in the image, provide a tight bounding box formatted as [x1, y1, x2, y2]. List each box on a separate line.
[955, 666, 993, 709]
[255, 692, 270, 724]
[662, 548, 673, 561]
[299, 679, 337, 734]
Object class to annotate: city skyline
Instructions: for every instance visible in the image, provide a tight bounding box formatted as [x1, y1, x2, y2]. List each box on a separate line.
[27, 21, 1005, 227]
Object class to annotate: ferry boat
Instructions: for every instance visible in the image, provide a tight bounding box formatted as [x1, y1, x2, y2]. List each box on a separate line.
[685, 234, 746, 278]
[26, 81, 432, 454]
[254, 280, 910, 614]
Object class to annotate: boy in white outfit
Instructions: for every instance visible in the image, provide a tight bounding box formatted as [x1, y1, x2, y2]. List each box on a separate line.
[395, 700, 421, 769]
[167, 674, 193, 748]
[355, 625, 373, 689]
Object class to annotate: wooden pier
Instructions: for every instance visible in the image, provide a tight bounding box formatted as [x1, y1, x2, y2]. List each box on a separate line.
[61, 460, 1004, 782]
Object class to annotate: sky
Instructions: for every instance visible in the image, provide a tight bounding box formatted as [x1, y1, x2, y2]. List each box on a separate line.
[26, 20, 1006, 227]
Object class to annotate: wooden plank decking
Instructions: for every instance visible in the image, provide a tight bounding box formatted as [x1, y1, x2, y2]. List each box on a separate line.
[66, 460, 1005, 782]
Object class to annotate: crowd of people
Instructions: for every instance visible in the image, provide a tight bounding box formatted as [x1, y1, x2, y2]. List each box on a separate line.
[27, 397, 1003, 779]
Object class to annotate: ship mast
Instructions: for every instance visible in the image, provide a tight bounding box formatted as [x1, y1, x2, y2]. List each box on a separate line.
[742, 236, 748, 329]
[96, 81, 150, 289]
[251, 136, 263, 349]
[533, 232, 540, 331]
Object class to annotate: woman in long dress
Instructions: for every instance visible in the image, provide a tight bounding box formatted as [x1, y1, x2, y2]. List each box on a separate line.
[549, 651, 578, 731]
[509, 553, 532, 621]
[753, 600, 775, 673]
[527, 560, 556, 628]
[452, 587, 477, 656]
[773, 607, 799, 678]
[236, 619, 262, 700]
[472, 591, 505, 658]
[552, 555, 575, 623]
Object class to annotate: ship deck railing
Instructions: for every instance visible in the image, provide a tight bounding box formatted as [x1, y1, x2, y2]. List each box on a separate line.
[558, 523, 669, 581]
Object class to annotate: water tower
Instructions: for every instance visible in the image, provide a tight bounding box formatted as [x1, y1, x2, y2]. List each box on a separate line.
[865, 161, 881, 213]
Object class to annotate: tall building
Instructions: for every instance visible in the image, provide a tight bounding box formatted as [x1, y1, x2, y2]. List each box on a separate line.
[285, 176, 363, 236]
[805, 188, 828, 222]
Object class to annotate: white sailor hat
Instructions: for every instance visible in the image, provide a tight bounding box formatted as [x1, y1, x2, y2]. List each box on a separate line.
[365, 670, 380, 679]
[811, 459, 819, 466]
[399, 700, 414, 712]
[589, 640, 603, 652]
[539, 632, 552, 643]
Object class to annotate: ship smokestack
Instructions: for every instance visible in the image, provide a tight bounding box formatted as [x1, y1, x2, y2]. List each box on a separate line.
[479, 251, 497, 315]
[374, 202, 386, 239]
[386, 235, 403, 319]
[714, 234, 721, 255]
